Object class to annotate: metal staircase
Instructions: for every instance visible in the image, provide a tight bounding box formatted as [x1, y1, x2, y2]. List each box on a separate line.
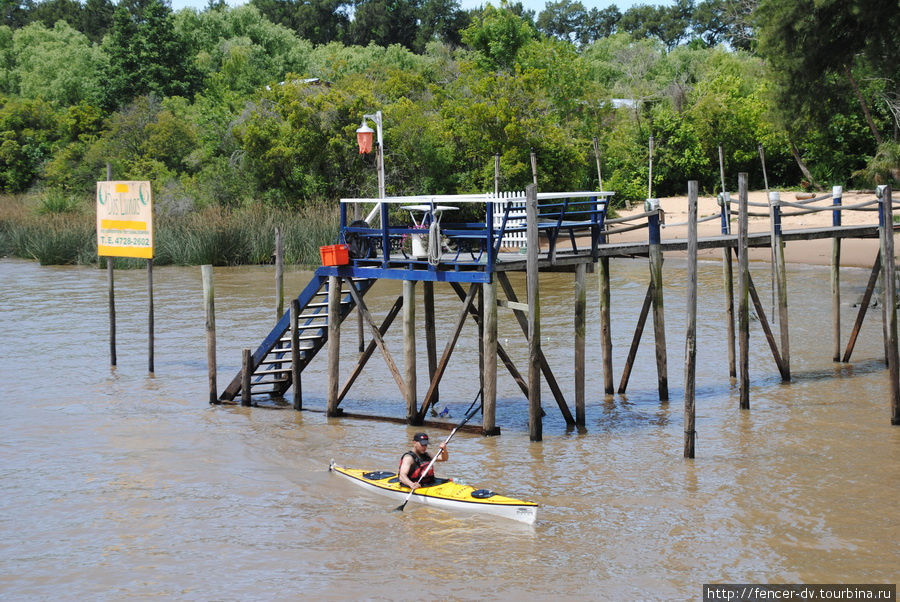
[219, 269, 376, 402]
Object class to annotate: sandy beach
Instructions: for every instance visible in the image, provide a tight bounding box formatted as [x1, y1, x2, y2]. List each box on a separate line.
[607, 190, 886, 268]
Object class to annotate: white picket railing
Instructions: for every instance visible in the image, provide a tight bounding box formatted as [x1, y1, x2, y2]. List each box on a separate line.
[490, 190, 527, 249]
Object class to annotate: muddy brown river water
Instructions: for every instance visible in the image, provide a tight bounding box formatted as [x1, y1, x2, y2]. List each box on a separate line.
[1, 256, 897, 600]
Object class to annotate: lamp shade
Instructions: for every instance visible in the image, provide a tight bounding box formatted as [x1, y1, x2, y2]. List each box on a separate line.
[356, 122, 374, 154]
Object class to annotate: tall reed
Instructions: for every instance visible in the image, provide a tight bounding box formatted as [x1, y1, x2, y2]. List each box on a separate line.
[1, 194, 340, 268]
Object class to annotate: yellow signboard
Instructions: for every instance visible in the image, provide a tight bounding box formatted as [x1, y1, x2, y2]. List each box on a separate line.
[96, 181, 153, 258]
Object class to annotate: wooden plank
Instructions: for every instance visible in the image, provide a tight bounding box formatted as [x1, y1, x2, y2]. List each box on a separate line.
[337, 296, 403, 406]
[202, 264, 217, 404]
[326, 276, 342, 416]
[345, 280, 408, 411]
[745, 271, 788, 379]
[483, 279, 499, 435]
[417, 283, 478, 423]
[526, 184, 542, 441]
[403, 279, 417, 423]
[843, 251, 881, 362]
[738, 173, 750, 410]
[618, 284, 652, 394]
[291, 299, 302, 411]
[684, 181, 698, 458]
[497, 298, 529, 312]
[575, 263, 586, 427]
[598, 256, 614, 394]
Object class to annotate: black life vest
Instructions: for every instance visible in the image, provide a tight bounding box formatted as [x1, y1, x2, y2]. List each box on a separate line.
[399, 450, 434, 485]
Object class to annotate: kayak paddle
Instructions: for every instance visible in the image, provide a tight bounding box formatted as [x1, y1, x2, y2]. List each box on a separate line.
[393, 391, 483, 512]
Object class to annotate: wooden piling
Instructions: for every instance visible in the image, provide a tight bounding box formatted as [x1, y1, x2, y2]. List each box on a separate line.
[147, 258, 154, 374]
[108, 257, 116, 366]
[575, 262, 586, 426]
[598, 256, 614, 394]
[326, 275, 342, 416]
[684, 181, 698, 458]
[719, 190, 736, 378]
[878, 185, 900, 425]
[648, 199, 669, 401]
[403, 279, 417, 423]
[737, 173, 750, 410]
[291, 298, 302, 411]
[423, 281, 438, 407]
[241, 348, 252, 407]
[771, 192, 791, 380]
[526, 184, 542, 441]
[483, 278, 499, 435]
[832, 186, 842, 362]
[202, 264, 217, 404]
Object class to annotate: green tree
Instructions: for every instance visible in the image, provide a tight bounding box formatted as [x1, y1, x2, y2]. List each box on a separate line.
[79, 0, 114, 43]
[101, 0, 199, 110]
[757, 0, 899, 147]
[349, 0, 420, 50]
[12, 21, 104, 105]
[461, 2, 537, 71]
[250, 0, 350, 44]
[0, 95, 59, 191]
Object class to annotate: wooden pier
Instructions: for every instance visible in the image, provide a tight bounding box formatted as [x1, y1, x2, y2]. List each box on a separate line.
[216, 179, 900, 451]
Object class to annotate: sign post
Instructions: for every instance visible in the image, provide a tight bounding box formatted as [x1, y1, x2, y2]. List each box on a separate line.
[97, 181, 154, 371]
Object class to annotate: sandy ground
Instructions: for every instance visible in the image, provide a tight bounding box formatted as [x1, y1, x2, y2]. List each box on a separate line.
[607, 190, 886, 268]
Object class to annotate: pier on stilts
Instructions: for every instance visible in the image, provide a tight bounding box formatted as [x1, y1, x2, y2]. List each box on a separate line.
[216, 179, 900, 448]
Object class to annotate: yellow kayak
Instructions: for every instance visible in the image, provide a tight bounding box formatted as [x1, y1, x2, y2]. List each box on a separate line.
[329, 461, 538, 525]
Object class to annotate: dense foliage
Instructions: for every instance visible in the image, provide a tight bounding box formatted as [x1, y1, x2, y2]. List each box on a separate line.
[0, 0, 896, 220]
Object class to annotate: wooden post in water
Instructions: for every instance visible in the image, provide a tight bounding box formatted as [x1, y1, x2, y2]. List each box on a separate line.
[770, 192, 791, 380]
[832, 186, 842, 361]
[483, 278, 499, 435]
[202, 264, 217, 404]
[291, 298, 302, 411]
[575, 262, 587, 426]
[647, 198, 669, 401]
[275, 226, 284, 321]
[147, 258, 154, 373]
[598, 256, 614, 394]
[241, 348, 252, 407]
[737, 174, 750, 409]
[684, 181, 699, 458]
[878, 185, 900, 425]
[327, 276, 342, 416]
[403, 279, 417, 423]
[423, 281, 438, 408]
[526, 184, 542, 441]
[719, 191, 736, 378]
[106, 163, 116, 367]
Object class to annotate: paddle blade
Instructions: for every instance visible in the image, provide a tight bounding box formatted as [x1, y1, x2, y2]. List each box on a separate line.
[393, 501, 408, 512]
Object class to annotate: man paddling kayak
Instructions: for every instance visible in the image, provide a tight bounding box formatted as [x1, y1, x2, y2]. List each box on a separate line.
[398, 432, 448, 491]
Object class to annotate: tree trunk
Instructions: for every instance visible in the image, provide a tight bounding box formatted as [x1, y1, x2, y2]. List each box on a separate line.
[845, 64, 883, 146]
[788, 137, 821, 189]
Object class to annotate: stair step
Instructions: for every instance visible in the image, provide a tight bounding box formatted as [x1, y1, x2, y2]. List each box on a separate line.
[254, 367, 291, 376]
[248, 378, 288, 386]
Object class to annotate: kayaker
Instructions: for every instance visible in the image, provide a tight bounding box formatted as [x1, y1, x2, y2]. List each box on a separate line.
[398, 432, 448, 491]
